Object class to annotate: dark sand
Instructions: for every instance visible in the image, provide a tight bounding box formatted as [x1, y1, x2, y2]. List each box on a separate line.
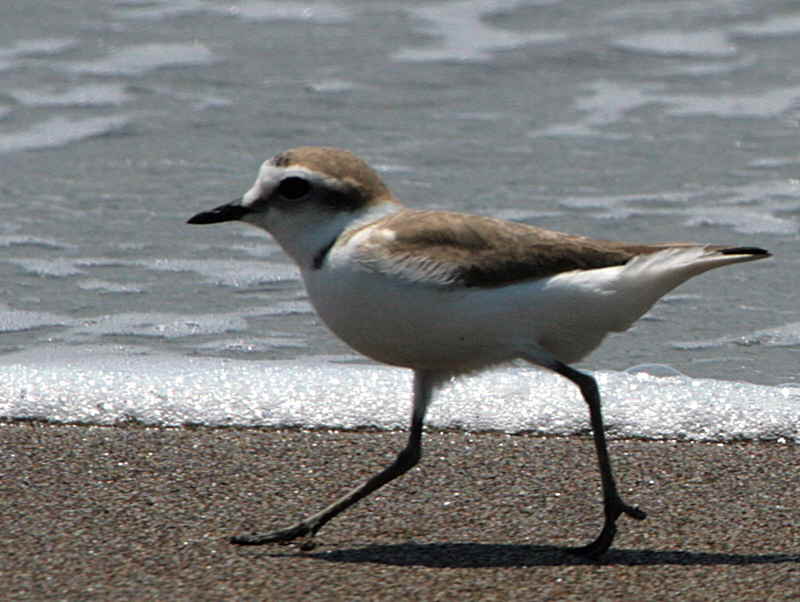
[1, 423, 798, 601]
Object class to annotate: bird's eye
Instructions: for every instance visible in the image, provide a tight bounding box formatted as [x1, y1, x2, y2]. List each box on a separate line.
[277, 176, 310, 200]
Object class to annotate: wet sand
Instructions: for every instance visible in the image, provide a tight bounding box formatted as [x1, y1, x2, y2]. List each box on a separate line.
[2, 423, 798, 600]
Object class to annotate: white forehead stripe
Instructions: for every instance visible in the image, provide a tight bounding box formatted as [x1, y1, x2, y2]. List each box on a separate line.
[261, 162, 354, 190]
[259, 163, 316, 181]
[242, 164, 329, 207]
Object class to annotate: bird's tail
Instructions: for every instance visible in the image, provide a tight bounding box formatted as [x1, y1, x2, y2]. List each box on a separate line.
[606, 244, 770, 331]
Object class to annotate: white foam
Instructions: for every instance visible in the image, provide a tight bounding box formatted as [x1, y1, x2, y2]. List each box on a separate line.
[0, 308, 72, 333]
[574, 81, 663, 128]
[63, 312, 249, 339]
[529, 80, 661, 139]
[194, 335, 308, 353]
[557, 183, 800, 236]
[232, 1, 351, 24]
[145, 258, 298, 288]
[683, 207, 798, 236]
[252, 300, 313, 317]
[76, 279, 145, 295]
[606, 0, 754, 22]
[64, 43, 215, 76]
[395, 1, 564, 63]
[662, 60, 752, 78]
[0, 235, 73, 250]
[113, 0, 218, 20]
[535, 79, 800, 142]
[0, 38, 77, 58]
[734, 14, 800, 38]
[306, 79, 357, 94]
[10, 258, 86, 278]
[665, 86, 800, 119]
[45, 256, 297, 289]
[0, 116, 130, 154]
[113, 0, 351, 24]
[0, 347, 796, 443]
[674, 322, 800, 351]
[613, 31, 737, 58]
[9, 84, 132, 108]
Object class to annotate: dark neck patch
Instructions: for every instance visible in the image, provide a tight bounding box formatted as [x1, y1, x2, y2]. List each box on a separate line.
[312, 237, 337, 270]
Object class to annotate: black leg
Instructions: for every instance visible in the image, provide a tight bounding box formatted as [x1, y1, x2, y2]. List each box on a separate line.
[232, 369, 437, 547]
[551, 362, 647, 558]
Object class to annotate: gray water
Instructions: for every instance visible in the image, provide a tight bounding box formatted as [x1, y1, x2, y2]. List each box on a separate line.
[2, 0, 800, 431]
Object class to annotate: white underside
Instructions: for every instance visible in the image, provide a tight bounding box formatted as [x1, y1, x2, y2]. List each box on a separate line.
[301, 244, 754, 373]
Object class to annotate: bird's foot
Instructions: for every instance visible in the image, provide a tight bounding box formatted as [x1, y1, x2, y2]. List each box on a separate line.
[568, 498, 646, 559]
[231, 522, 316, 550]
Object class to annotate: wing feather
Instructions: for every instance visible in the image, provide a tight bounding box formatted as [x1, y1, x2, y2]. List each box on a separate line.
[349, 210, 684, 287]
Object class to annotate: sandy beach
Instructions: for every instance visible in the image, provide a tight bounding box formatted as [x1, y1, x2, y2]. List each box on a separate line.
[1, 423, 798, 600]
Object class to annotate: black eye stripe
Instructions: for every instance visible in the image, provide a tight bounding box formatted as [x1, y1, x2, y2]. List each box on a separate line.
[277, 176, 310, 200]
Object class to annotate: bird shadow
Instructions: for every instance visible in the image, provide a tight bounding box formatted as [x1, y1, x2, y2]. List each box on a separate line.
[257, 541, 800, 568]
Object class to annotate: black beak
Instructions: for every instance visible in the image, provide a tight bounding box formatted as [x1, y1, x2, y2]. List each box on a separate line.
[187, 200, 250, 225]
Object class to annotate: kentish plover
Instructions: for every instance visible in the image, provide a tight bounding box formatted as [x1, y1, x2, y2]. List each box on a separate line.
[188, 146, 770, 557]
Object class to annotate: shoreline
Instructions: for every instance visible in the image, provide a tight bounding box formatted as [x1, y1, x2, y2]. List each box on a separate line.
[2, 423, 798, 600]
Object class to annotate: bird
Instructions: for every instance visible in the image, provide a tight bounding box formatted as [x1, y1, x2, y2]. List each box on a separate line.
[187, 146, 770, 558]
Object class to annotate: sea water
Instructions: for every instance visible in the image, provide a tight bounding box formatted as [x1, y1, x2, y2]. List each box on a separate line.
[1, 0, 799, 441]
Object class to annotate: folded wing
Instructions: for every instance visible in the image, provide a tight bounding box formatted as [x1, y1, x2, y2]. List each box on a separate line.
[351, 210, 769, 288]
